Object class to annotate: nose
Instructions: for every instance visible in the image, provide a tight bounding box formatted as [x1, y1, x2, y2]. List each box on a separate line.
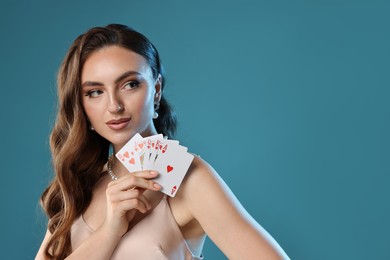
[107, 93, 124, 113]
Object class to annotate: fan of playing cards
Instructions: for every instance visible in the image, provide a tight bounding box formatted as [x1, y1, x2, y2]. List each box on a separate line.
[116, 133, 194, 197]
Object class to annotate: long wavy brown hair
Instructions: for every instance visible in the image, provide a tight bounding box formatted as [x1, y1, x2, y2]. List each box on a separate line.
[40, 24, 177, 259]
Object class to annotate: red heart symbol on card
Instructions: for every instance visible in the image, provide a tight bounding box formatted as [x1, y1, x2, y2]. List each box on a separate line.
[138, 143, 144, 149]
[167, 165, 174, 173]
[171, 185, 177, 195]
[123, 151, 129, 158]
[129, 158, 135, 165]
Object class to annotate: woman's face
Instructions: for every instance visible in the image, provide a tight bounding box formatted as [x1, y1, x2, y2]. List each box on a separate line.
[81, 45, 161, 150]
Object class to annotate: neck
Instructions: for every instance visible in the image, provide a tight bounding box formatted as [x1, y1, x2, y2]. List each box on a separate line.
[109, 155, 130, 178]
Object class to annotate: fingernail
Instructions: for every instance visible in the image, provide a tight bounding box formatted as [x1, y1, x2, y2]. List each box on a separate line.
[153, 183, 162, 190]
[150, 171, 158, 175]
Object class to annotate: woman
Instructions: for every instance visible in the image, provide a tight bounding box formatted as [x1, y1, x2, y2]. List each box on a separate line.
[36, 24, 289, 260]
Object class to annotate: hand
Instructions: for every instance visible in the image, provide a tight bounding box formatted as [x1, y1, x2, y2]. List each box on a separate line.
[102, 171, 162, 238]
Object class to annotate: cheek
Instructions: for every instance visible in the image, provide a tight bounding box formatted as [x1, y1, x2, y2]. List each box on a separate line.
[134, 91, 154, 112]
[83, 102, 101, 123]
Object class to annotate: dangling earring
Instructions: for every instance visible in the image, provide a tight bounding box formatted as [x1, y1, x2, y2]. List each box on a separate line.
[153, 102, 160, 119]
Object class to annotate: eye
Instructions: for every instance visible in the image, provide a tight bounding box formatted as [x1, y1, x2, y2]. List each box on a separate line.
[123, 81, 140, 90]
[85, 89, 103, 98]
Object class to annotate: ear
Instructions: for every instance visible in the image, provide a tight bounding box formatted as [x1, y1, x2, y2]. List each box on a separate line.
[154, 74, 162, 103]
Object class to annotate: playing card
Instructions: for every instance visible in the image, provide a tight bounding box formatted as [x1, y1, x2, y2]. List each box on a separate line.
[116, 133, 194, 197]
[116, 133, 143, 172]
[153, 144, 194, 197]
[148, 138, 180, 167]
[138, 134, 163, 169]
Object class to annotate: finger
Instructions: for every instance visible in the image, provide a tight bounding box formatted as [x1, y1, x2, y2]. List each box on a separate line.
[108, 174, 161, 191]
[132, 170, 159, 178]
[128, 191, 152, 210]
[110, 187, 140, 201]
[110, 189, 151, 209]
[115, 198, 149, 214]
[108, 170, 158, 186]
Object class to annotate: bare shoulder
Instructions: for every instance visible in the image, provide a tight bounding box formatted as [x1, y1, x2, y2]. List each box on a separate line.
[170, 155, 236, 222]
[184, 155, 219, 185]
[176, 155, 225, 200]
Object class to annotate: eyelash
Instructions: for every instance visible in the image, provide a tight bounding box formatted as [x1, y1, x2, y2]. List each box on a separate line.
[123, 80, 140, 90]
[85, 89, 103, 97]
[84, 80, 140, 98]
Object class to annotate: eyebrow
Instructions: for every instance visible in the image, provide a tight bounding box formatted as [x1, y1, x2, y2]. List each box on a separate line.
[82, 71, 142, 87]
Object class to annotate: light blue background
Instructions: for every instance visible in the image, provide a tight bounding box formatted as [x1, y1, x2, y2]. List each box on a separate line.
[0, 1, 389, 259]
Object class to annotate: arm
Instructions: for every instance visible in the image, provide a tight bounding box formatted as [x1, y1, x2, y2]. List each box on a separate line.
[181, 157, 289, 260]
[35, 171, 162, 260]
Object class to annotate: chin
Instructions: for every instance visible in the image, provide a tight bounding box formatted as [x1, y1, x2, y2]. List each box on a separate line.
[106, 124, 155, 146]
[106, 132, 135, 147]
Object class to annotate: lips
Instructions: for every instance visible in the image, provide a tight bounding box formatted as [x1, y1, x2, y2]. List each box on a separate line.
[106, 117, 131, 130]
